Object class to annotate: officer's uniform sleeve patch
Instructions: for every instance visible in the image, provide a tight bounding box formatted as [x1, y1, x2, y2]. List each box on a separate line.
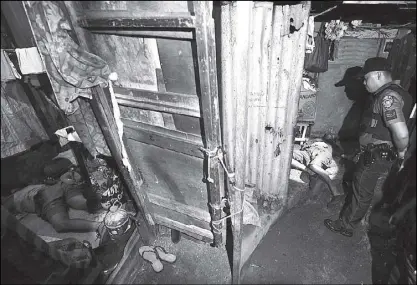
[382, 95, 394, 109]
[379, 90, 405, 125]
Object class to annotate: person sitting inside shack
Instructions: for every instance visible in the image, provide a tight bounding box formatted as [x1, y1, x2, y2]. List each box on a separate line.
[291, 138, 344, 205]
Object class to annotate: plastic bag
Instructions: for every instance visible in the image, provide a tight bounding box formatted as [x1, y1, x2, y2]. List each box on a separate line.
[304, 23, 330, 73]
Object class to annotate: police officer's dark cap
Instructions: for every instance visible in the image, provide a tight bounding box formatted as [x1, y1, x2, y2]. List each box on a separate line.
[359, 57, 392, 77]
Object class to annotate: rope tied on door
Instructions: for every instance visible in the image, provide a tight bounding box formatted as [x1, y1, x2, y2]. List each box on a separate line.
[199, 146, 248, 233]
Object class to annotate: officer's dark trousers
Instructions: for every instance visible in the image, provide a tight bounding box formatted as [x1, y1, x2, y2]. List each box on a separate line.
[340, 152, 393, 230]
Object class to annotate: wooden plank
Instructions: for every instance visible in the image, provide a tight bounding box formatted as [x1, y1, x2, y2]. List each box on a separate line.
[156, 68, 177, 130]
[79, 12, 195, 29]
[86, 29, 194, 40]
[123, 119, 202, 145]
[123, 119, 204, 158]
[113, 86, 201, 118]
[193, 1, 225, 247]
[153, 214, 213, 243]
[90, 86, 156, 239]
[151, 203, 211, 233]
[148, 193, 211, 223]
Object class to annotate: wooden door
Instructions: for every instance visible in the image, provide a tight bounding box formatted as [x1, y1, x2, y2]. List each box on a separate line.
[67, 1, 225, 246]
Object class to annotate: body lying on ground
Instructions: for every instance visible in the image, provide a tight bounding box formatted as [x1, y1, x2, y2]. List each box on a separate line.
[291, 138, 344, 201]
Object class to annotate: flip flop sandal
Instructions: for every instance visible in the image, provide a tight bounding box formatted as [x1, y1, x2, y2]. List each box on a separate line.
[139, 246, 163, 273]
[324, 219, 342, 232]
[339, 228, 353, 237]
[154, 246, 177, 263]
[324, 219, 353, 237]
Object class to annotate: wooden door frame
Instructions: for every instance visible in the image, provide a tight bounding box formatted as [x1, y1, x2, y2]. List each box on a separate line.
[193, 1, 225, 247]
[69, 1, 225, 246]
[90, 86, 157, 241]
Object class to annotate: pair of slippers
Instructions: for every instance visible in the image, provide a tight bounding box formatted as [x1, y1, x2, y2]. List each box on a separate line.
[139, 245, 176, 273]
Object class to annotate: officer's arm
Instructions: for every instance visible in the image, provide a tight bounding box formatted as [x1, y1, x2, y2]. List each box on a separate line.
[388, 122, 409, 157]
[380, 92, 409, 158]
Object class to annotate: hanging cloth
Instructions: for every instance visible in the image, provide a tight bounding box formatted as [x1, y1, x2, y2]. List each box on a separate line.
[15, 47, 47, 75]
[1, 49, 21, 82]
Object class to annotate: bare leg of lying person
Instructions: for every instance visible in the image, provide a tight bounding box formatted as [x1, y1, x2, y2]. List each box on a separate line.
[48, 211, 100, 233]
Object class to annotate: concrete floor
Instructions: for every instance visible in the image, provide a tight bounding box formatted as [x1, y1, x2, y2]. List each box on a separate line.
[241, 200, 372, 284]
[125, 184, 382, 284]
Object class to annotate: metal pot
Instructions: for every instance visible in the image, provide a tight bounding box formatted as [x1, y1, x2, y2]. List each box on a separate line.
[104, 209, 131, 239]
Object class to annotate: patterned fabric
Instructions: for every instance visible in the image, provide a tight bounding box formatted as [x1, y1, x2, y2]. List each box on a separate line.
[24, 1, 110, 115]
[89, 160, 124, 210]
[1, 49, 21, 82]
[303, 140, 334, 168]
[67, 98, 111, 158]
[24, 1, 112, 158]
[1, 81, 49, 158]
[299, 139, 339, 180]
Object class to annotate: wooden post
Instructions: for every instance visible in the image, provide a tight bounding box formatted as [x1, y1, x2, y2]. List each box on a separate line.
[193, 1, 225, 247]
[90, 86, 156, 242]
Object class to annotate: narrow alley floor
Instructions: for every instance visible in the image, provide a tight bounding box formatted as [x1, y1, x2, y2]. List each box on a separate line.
[241, 198, 373, 284]
[119, 185, 397, 284]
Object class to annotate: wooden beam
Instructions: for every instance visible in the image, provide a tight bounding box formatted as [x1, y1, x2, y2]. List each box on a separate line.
[79, 12, 195, 29]
[148, 193, 211, 223]
[193, 1, 225, 247]
[156, 68, 177, 130]
[123, 119, 204, 158]
[153, 214, 214, 243]
[114, 86, 201, 118]
[90, 86, 157, 239]
[86, 29, 194, 40]
[343, 1, 415, 4]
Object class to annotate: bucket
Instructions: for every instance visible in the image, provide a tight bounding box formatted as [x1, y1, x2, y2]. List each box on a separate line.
[104, 209, 131, 239]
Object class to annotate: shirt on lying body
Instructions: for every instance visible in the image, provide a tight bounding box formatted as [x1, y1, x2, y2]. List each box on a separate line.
[11, 184, 46, 214]
[293, 140, 339, 180]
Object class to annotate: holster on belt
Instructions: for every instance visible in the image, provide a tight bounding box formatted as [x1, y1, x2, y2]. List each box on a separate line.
[361, 143, 398, 166]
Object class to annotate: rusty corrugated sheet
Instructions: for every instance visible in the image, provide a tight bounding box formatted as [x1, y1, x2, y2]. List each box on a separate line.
[221, 1, 310, 204]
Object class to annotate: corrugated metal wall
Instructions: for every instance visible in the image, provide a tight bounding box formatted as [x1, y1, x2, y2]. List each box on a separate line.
[220, 1, 311, 202]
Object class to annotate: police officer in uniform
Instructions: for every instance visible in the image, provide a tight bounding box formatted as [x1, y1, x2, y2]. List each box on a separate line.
[324, 57, 413, 237]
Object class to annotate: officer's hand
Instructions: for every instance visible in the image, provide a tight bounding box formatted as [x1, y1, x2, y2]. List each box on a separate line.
[397, 148, 407, 160]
